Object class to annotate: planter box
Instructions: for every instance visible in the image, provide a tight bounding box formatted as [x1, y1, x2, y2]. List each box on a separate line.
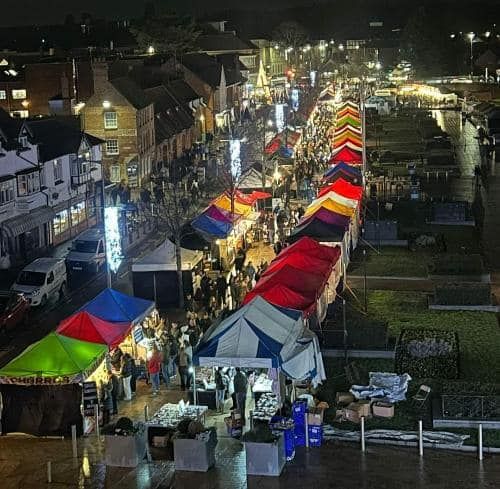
[104, 433, 147, 467]
[245, 434, 286, 477]
[174, 438, 216, 472]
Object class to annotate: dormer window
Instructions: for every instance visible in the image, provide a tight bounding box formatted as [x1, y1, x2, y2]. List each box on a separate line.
[19, 135, 28, 147]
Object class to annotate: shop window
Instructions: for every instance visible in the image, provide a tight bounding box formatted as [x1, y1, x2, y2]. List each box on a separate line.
[71, 201, 86, 226]
[10, 110, 29, 118]
[110, 165, 121, 183]
[12, 89, 26, 99]
[0, 90, 6, 100]
[0, 179, 15, 205]
[106, 139, 119, 155]
[53, 209, 69, 236]
[17, 171, 40, 196]
[104, 111, 118, 129]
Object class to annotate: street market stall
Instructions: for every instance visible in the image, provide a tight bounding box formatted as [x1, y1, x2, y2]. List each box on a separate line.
[0, 332, 106, 436]
[132, 239, 203, 308]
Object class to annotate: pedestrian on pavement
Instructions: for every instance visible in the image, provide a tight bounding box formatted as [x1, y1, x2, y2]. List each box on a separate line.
[234, 368, 248, 423]
[177, 345, 191, 390]
[214, 367, 227, 413]
[101, 374, 114, 425]
[216, 272, 228, 307]
[109, 371, 120, 415]
[245, 261, 256, 282]
[120, 353, 133, 401]
[161, 336, 171, 388]
[147, 347, 162, 395]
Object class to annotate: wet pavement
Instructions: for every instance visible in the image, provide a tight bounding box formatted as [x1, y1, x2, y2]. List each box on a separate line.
[1, 431, 499, 488]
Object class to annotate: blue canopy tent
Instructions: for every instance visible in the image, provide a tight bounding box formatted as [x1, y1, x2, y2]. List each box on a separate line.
[191, 214, 232, 238]
[324, 162, 362, 180]
[193, 296, 325, 386]
[79, 288, 155, 325]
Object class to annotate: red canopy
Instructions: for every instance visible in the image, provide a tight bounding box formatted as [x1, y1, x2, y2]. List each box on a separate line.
[265, 137, 281, 155]
[258, 265, 329, 294]
[224, 190, 254, 206]
[330, 146, 362, 164]
[277, 237, 341, 263]
[318, 178, 363, 201]
[249, 190, 272, 201]
[262, 253, 335, 277]
[243, 284, 317, 314]
[56, 311, 131, 348]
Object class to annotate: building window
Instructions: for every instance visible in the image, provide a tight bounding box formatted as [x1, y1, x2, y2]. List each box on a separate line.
[105, 139, 119, 155]
[71, 157, 90, 176]
[0, 90, 5, 100]
[18, 136, 28, 147]
[53, 159, 63, 183]
[17, 171, 40, 196]
[12, 89, 27, 99]
[0, 179, 15, 205]
[110, 165, 121, 183]
[53, 209, 69, 236]
[104, 111, 118, 129]
[71, 201, 86, 226]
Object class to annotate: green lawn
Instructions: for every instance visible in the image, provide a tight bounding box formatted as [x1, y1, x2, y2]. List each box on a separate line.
[348, 247, 432, 277]
[365, 290, 500, 382]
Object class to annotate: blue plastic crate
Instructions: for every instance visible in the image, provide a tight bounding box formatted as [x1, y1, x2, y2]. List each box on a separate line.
[292, 400, 308, 420]
[308, 425, 323, 447]
[294, 424, 305, 437]
[294, 433, 306, 447]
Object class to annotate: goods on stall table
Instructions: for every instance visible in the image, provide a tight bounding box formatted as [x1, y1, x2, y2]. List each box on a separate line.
[252, 393, 280, 421]
[147, 403, 208, 429]
[270, 416, 295, 460]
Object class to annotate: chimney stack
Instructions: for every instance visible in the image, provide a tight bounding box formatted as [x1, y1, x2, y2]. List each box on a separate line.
[91, 60, 109, 97]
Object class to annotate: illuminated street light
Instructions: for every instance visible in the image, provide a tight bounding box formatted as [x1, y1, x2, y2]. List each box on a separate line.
[375, 62, 382, 70]
[147, 45, 155, 55]
[102, 100, 111, 109]
[450, 33, 456, 39]
[468, 32, 475, 77]
[485, 31, 491, 38]
[338, 44, 344, 51]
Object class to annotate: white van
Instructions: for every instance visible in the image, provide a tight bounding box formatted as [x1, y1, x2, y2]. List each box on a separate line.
[66, 228, 106, 274]
[12, 258, 67, 307]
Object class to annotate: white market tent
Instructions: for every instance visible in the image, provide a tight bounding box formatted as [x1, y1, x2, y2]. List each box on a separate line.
[193, 296, 326, 386]
[238, 167, 273, 190]
[132, 239, 203, 272]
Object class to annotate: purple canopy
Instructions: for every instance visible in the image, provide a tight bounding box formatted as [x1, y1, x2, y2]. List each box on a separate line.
[203, 205, 238, 224]
[299, 207, 351, 230]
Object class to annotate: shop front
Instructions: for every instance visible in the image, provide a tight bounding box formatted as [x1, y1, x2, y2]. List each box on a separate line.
[52, 197, 98, 246]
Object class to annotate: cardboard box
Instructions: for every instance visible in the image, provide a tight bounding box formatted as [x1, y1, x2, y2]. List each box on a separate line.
[224, 416, 242, 428]
[152, 435, 169, 448]
[372, 402, 394, 418]
[357, 400, 372, 417]
[307, 407, 324, 426]
[344, 402, 372, 423]
[335, 392, 355, 405]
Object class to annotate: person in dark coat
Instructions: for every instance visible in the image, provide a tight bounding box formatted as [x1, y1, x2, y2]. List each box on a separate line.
[101, 375, 114, 425]
[109, 372, 120, 415]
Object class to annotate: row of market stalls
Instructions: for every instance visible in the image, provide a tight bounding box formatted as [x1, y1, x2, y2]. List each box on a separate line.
[191, 101, 367, 416]
[329, 100, 363, 166]
[131, 188, 271, 308]
[0, 288, 156, 436]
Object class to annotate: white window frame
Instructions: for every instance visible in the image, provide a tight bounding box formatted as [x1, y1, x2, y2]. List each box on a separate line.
[12, 89, 27, 100]
[0, 90, 6, 100]
[53, 159, 63, 182]
[0, 179, 15, 205]
[104, 111, 118, 129]
[17, 171, 40, 196]
[105, 139, 119, 155]
[18, 135, 28, 147]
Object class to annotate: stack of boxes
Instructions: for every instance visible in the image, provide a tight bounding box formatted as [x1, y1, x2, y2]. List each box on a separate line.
[224, 412, 243, 437]
[335, 392, 395, 422]
[269, 416, 296, 461]
[292, 400, 325, 448]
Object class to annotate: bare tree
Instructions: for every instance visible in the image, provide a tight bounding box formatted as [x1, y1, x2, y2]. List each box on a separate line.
[156, 181, 199, 309]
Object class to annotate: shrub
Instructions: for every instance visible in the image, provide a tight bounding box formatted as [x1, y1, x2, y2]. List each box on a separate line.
[395, 329, 459, 379]
[434, 283, 491, 306]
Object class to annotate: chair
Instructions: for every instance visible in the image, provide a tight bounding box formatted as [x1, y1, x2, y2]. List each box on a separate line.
[412, 385, 431, 409]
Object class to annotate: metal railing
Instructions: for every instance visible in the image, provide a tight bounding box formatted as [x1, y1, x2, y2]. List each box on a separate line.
[441, 395, 500, 420]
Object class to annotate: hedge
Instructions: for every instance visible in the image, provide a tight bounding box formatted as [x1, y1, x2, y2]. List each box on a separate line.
[434, 283, 491, 306]
[428, 254, 484, 276]
[395, 329, 459, 379]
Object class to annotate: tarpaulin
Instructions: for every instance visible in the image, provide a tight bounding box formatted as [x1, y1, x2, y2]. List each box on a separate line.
[56, 311, 131, 348]
[192, 213, 232, 238]
[299, 207, 352, 229]
[277, 236, 341, 263]
[288, 217, 346, 243]
[318, 178, 364, 201]
[211, 194, 252, 216]
[203, 204, 238, 224]
[244, 283, 318, 314]
[79, 288, 155, 325]
[329, 146, 363, 165]
[304, 198, 356, 218]
[313, 191, 359, 209]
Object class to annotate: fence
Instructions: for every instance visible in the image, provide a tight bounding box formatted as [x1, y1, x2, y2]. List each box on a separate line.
[441, 395, 500, 420]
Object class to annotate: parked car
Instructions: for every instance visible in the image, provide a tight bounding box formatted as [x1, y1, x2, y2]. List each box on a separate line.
[66, 228, 106, 274]
[12, 258, 67, 307]
[0, 290, 30, 334]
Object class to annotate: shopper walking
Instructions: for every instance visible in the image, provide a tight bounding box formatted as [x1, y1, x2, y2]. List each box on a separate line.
[177, 345, 191, 390]
[120, 353, 133, 401]
[234, 368, 248, 423]
[147, 347, 162, 395]
[214, 367, 227, 414]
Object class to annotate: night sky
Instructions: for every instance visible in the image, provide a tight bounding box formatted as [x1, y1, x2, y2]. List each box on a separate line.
[0, 0, 495, 26]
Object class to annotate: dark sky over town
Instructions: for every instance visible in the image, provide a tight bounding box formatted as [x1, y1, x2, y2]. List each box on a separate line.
[0, 0, 496, 26]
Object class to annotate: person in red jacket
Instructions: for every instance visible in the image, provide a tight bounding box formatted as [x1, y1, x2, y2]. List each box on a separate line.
[147, 347, 163, 395]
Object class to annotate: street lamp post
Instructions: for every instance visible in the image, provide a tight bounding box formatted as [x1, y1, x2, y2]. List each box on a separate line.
[468, 32, 475, 78]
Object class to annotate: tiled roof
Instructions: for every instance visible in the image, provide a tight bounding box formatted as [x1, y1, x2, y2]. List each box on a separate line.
[110, 77, 151, 110]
